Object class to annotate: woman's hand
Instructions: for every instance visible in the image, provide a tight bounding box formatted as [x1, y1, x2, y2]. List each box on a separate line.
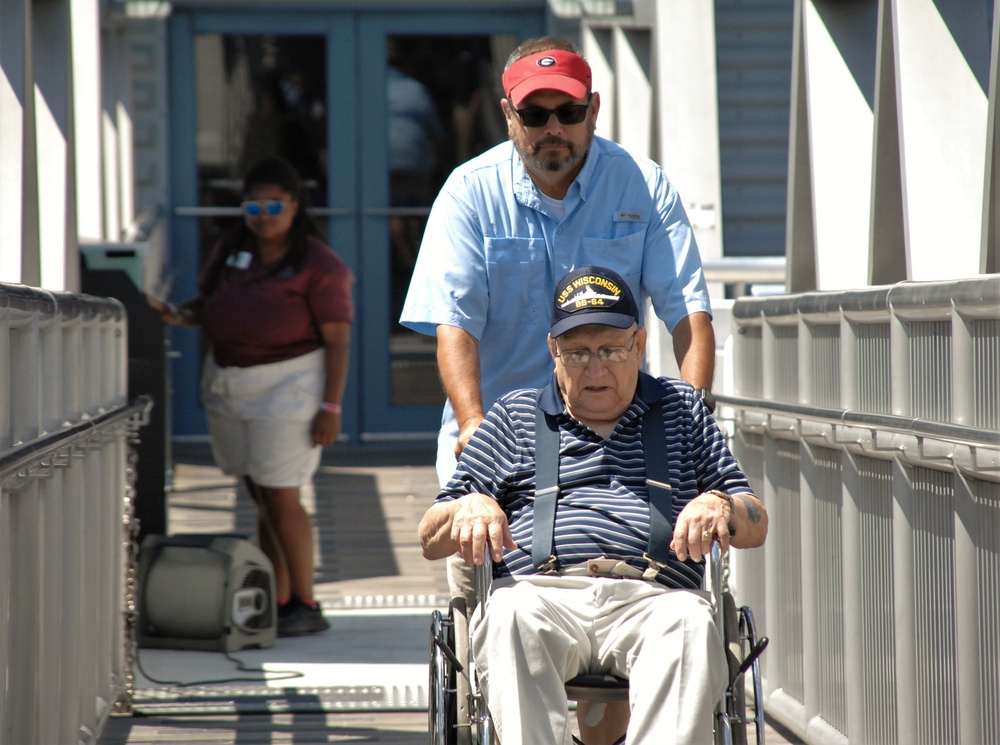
[147, 296, 177, 322]
[312, 407, 341, 446]
[316, 322, 350, 447]
[147, 296, 198, 327]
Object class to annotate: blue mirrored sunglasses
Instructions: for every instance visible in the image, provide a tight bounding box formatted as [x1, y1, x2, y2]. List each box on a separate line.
[241, 200, 285, 218]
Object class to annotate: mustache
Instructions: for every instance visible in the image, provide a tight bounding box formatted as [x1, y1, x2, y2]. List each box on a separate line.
[531, 136, 574, 152]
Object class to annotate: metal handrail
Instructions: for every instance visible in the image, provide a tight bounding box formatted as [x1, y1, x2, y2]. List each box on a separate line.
[702, 256, 786, 285]
[714, 393, 1000, 448]
[0, 396, 154, 485]
[173, 206, 352, 218]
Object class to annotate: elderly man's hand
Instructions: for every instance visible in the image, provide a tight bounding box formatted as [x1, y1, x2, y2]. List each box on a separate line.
[450, 493, 517, 565]
[671, 492, 733, 563]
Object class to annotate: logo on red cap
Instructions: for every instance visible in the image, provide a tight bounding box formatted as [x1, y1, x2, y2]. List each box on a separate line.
[502, 50, 592, 107]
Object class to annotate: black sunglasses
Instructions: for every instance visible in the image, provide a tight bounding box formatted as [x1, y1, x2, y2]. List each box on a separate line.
[511, 95, 592, 128]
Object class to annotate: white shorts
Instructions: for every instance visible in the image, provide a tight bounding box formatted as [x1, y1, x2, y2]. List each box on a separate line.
[200, 348, 324, 488]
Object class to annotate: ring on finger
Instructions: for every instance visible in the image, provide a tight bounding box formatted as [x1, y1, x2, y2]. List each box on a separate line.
[701, 529, 713, 542]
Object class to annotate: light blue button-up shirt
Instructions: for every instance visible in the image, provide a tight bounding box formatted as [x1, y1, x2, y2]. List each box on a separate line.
[400, 136, 711, 447]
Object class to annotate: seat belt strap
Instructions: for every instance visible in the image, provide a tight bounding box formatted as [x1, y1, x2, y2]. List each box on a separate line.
[640, 398, 675, 572]
[532, 390, 561, 570]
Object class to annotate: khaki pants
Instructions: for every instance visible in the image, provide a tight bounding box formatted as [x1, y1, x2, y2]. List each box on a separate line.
[471, 576, 727, 745]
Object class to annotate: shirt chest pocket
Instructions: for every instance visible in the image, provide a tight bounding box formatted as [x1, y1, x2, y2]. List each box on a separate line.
[576, 232, 645, 317]
[579, 231, 645, 279]
[484, 237, 549, 323]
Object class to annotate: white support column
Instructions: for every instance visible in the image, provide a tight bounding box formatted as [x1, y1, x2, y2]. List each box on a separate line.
[102, 25, 124, 240]
[803, 0, 878, 290]
[70, 0, 104, 242]
[893, 0, 991, 281]
[785, 0, 817, 293]
[868, 0, 906, 285]
[651, 0, 723, 268]
[582, 26, 615, 140]
[981, 4, 999, 274]
[0, 0, 30, 283]
[612, 27, 651, 158]
[32, 0, 77, 291]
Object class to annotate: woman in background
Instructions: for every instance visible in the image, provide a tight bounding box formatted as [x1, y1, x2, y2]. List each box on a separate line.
[155, 156, 353, 637]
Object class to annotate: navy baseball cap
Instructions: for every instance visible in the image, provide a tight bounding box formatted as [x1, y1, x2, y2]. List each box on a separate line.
[550, 266, 639, 338]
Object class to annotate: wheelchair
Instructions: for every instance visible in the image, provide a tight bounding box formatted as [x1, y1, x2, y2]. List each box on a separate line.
[428, 542, 768, 745]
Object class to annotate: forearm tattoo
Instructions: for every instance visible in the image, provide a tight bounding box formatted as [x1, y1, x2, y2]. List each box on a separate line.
[740, 494, 763, 524]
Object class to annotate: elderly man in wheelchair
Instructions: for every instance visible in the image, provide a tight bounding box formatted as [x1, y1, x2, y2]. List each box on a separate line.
[419, 266, 768, 745]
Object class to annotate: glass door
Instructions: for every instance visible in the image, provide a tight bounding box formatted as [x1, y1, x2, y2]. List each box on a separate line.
[168, 13, 350, 438]
[378, 33, 514, 420]
[167, 8, 543, 440]
[355, 14, 542, 437]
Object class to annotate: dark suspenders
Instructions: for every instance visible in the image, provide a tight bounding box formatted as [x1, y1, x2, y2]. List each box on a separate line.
[531, 391, 675, 575]
[530, 405, 561, 570]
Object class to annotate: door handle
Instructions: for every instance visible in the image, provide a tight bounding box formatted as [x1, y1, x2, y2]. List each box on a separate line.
[364, 207, 431, 218]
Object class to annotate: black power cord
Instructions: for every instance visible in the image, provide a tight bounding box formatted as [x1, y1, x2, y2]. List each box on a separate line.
[134, 645, 304, 687]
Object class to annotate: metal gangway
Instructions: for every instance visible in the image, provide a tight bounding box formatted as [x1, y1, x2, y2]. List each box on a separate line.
[0, 282, 150, 745]
[720, 275, 1000, 744]
[3, 275, 999, 744]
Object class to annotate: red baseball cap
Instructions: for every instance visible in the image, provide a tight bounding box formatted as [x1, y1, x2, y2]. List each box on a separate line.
[502, 50, 592, 107]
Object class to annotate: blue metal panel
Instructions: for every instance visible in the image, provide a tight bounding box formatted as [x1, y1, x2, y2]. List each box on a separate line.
[167, 12, 206, 437]
[325, 17, 362, 441]
[715, 0, 794, 259]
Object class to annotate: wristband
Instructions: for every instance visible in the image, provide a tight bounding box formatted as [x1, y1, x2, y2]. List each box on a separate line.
[707, 489, 736, 535]
[320, 402, 342, 414]
[706, 489, 734, 515]
[696, 388, 717, 414]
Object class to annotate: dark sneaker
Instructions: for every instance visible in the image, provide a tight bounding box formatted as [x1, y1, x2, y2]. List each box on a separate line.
[278, 597, 330, 637]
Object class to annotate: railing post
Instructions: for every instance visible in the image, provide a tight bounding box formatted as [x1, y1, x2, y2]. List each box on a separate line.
[840, 450, 865, 743]
[953, 471, 983, 745]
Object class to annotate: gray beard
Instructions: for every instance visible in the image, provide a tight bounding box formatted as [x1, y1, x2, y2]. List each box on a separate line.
[515, 136, 590, 174]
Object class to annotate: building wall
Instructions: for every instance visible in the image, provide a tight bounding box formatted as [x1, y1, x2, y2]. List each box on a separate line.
[1, 0, 996, 417]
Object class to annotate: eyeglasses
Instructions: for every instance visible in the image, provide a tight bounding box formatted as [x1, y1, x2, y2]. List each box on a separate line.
[241, 200, 286, 218]
[555, 330, 637, 368]
[511, 95, 592, 128]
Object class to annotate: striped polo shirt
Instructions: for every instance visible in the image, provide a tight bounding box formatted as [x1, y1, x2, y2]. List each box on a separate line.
[436, 372, 753, 590]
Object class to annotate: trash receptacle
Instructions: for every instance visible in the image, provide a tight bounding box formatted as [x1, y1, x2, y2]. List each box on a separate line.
[81, 243, 170, 540]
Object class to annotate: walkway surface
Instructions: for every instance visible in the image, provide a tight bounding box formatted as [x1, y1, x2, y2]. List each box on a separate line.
[99, 441, 798, 745]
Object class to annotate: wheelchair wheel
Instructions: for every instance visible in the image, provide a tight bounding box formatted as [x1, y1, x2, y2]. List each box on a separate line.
[739, 605, 766, 745]
[716, 591, 770, 745]
[716, 591, 744, 745]
[450, 599, 473, 745]
[430, 601, 474, 745]
[429, 607, 458, 745]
